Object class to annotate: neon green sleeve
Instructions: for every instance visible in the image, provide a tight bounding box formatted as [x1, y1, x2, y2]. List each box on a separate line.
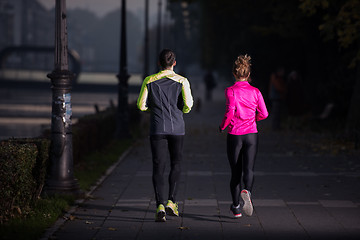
[137, 78, 149, 111]
[181, 78, 193, 113]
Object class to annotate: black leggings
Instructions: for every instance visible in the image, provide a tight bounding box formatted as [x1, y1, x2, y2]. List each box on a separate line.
[227, 133, 258, 206]
[150, 134, 184, 207]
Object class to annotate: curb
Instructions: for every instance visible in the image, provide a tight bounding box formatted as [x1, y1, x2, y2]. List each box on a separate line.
[39, 144, 135, 240]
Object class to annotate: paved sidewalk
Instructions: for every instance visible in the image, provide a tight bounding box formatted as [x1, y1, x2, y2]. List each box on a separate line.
[45, 87, 360, 240]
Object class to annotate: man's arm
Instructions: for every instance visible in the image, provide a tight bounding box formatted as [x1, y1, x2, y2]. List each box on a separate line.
[181, 78, 193, 113]
[137, 78, 149, 111]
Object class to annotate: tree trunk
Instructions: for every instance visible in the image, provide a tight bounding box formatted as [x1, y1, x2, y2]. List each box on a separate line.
[346, 59, 360, 148]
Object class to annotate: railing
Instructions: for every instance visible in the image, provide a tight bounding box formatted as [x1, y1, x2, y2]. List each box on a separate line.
[0, 46, 81, 82]
[0, 69, 143, 86]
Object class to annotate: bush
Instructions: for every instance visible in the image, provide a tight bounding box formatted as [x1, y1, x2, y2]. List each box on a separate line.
[72, 103, 141, 165]
[0, 138, 50, 222]
[72, 107, 117, 165]
[0, 103, 142, 223]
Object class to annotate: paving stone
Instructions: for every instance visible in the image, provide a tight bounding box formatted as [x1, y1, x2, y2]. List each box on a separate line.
[45, 90, 360, 240]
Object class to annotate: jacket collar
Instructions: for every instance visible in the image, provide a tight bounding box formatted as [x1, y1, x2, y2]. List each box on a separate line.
[234, 80, 249, 85]
[159, 69, 175, 75]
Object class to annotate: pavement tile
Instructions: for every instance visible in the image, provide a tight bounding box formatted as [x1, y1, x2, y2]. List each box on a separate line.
[318, 207, 360, 230]
[289, 205, 349, 238]
[319, 200, 357, 208]
[138, 203, 182, 240]
[46, 88, 360, 240]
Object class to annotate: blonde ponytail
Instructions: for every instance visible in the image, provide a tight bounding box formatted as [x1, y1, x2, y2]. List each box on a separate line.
[233, 54, 251, 79]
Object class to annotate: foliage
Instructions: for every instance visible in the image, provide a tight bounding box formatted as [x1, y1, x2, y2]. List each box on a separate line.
[0, 103, 145, 239]
[299, 0, 360, 67]
[71, 103, 140, 165]
[73, 103, 142, 190]
[0, 139, 50, 223]
[194, 0, 321, 79]
[299, 0, 360, 134]
[0, 195, 74, 240]
[72, 107, 117, 165]
[75, 139, 132, 191]
[0, 103, 140, 222]
[171, 0, 358, 132]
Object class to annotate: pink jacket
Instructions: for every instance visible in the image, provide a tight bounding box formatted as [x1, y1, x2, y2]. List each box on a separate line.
[220, 81, 268, 135]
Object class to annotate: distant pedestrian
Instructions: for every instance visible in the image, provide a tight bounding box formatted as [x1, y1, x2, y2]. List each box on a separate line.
[137, 49, 194, 222]
[219, 54, 268, 218]
[269, 66, 287, 130]
[203, 70, 217, 100]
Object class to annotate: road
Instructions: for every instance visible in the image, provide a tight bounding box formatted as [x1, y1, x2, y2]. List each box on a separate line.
[0, 78, 140, 140]
[0, 72, 205, 140]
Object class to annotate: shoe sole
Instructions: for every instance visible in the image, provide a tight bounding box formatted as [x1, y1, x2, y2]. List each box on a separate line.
[155, 210, 166, 222]
[232, 212, 242, 218]
[166, 206, 179, 217]
[230, 205, 242, 218]
[241, 191, 253, 216]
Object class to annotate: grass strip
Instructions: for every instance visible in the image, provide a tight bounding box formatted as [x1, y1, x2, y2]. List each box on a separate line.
[74, 139, 132, 191]
[0, 139, 133, 240]
[0, 195, 74, 240]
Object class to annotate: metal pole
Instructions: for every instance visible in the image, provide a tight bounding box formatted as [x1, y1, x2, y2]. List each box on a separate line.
[156, 0, 162, 71]
[143, 0, 149, 79]
[44, 0, 79, 195]
[116, 0, 130, 139]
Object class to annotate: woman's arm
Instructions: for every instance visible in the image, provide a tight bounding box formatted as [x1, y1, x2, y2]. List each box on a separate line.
[256, 90, 269, 121]
[220, 88, 235, 131]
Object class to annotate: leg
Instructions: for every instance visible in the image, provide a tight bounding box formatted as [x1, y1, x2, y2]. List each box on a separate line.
[241, 133, 258, 216]
[150, 135, 167, 207]
[227, 134, 244, 206]
[242, 133, 258, 192]
[167, 135, 184, 203]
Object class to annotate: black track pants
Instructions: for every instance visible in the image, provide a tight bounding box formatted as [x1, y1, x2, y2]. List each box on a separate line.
[227, 133, 258, 206]
[150, 134, 184, 207]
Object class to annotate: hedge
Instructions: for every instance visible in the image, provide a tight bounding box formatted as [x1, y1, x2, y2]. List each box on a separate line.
[0, 138, 50, 222]
[72, 107, 117, 165]
[0, 103, 141, 223]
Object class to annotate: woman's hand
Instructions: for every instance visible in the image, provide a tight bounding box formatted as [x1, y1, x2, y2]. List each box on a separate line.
[219, 126, 224, 133]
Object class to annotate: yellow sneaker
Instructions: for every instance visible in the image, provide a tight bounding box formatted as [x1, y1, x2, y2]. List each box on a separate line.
[155, 204, 166, 222]
[165, 200, 179, 216]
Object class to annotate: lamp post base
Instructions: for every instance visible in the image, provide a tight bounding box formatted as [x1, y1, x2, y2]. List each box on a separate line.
[44, 69, 80, 197]
[43, 179, 82, 197]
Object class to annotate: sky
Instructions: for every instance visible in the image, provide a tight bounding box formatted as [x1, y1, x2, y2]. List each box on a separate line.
[38, 0, 163, 20]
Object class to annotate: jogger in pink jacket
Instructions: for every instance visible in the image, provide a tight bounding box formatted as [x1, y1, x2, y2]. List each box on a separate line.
[219, 54, 268, 218]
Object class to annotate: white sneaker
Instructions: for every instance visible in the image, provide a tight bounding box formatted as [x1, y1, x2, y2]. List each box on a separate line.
[241, 189, 253, 216]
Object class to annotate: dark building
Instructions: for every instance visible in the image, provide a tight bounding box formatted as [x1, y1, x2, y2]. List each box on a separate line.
[0, 0, 53, 71]
[0, 0, 53, 49]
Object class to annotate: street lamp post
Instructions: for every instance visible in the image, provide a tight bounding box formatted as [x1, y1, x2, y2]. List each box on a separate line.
[156, 0, 162, 71]
[116, 0, 130, 139]
[143, 0, 149, 79]
[45, 0, 79, 195]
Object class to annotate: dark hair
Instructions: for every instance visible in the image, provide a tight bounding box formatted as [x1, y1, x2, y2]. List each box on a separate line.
[233, 54, 251, 79]
[159, 49, 176, 69]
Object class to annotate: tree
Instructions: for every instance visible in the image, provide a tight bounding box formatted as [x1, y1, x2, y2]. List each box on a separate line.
[300, 0, 360, 136]
[170, 0, 359, 136]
